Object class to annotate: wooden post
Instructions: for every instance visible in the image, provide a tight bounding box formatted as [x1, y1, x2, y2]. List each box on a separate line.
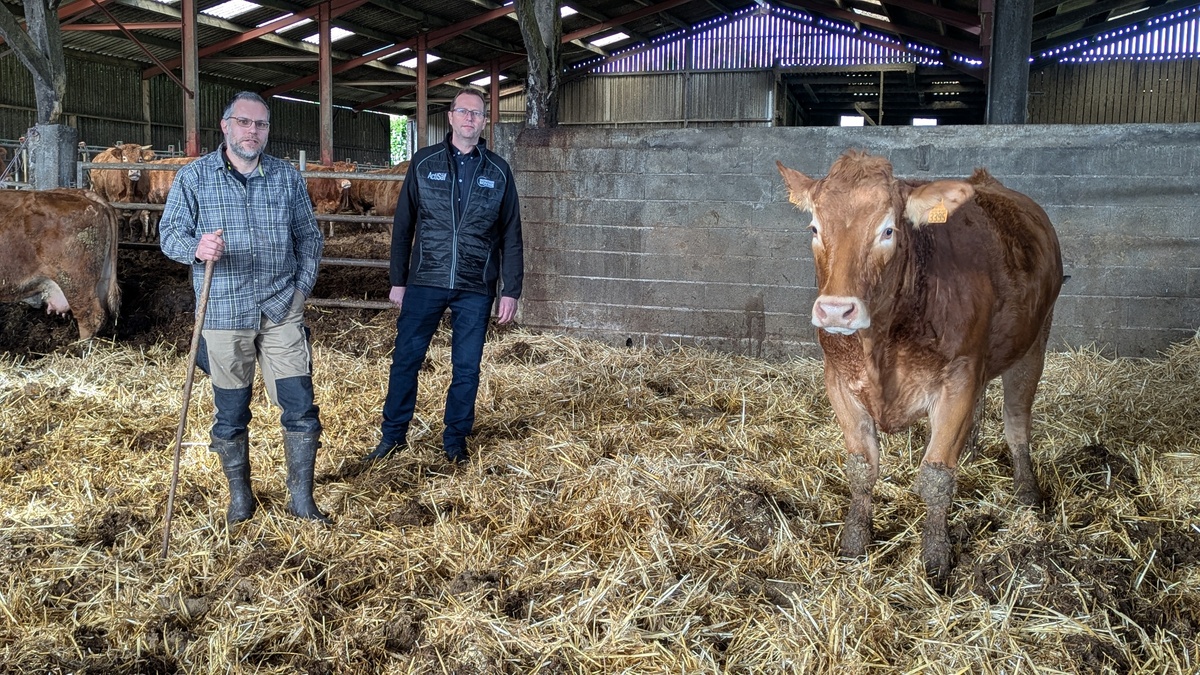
[319, 0, 333, 165]
[182, 0, 200, 156]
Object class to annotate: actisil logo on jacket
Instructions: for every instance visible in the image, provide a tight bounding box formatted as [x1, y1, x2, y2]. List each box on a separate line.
[427, 172, 448, 181]
[477, 177, 495, 189]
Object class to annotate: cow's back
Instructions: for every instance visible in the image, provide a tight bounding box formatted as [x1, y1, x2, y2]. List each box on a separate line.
[146, 157, 197, 203]
[912, 171, 1062, 379]
[351, 161, 408, 216]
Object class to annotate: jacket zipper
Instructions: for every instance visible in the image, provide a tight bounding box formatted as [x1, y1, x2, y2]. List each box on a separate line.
[449, 149, 458, 289]
[449, 146, 485, 291]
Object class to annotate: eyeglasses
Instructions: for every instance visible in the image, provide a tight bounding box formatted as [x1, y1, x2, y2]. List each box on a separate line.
[226, 116, 270, 130]
[451, 108, 487, 119]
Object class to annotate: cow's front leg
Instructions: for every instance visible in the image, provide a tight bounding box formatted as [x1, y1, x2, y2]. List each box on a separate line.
[919, 364, 979, 582]
[842, 451, 878, 557]
[913, 461, 956, 583]
[826, 377, 879, 559]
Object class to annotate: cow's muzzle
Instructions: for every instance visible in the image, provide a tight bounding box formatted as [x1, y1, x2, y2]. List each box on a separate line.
[812, 296, 870, 334]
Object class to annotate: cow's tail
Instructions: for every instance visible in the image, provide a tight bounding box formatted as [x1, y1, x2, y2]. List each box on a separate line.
[95, 196, 122, 328]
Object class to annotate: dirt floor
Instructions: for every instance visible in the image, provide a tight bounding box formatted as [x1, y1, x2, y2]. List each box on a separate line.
[0, 229, 396, 358]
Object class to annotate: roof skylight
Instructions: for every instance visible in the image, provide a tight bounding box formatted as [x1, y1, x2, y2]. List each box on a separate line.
[258, 14, 313, 34]
[302, 27, 355, 45]
[590, 32, 629, 47]
[470, 74, 509, 86]
[851, 7, 890, 22]
[202, 0, 260, 19]
[398, 54, 442, 68]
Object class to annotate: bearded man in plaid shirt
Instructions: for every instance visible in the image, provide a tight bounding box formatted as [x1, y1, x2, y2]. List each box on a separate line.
[160, 91, 329, 525]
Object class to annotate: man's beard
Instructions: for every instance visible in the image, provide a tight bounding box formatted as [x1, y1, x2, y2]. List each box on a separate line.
[227, 137, 264, 162]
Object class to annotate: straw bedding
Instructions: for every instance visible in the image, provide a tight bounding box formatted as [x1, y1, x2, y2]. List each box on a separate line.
[0, 244, 1198, 674]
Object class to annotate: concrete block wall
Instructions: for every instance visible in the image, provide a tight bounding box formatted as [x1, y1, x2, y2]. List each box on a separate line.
[496, 123, 1200, 359]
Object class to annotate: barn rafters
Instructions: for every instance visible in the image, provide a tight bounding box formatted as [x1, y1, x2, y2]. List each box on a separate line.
[3, 0, 1199, 123]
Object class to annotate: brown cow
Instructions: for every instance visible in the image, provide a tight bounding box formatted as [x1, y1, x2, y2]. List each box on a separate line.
[89, 143, 155, 240]
[349, 161, 409, 218]
[777, 151, 1063, 583]
[138, 156, 199, 241]
[304, 161, 357, 215]
[0, 189, 121, 341]
[89, 143, 155, 203]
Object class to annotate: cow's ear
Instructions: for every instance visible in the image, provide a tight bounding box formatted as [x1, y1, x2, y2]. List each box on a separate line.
[905, 180, 974, 226]
[776, 161, 816, 212]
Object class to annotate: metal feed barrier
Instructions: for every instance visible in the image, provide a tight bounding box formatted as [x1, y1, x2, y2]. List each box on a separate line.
[92, 155, 404, 312]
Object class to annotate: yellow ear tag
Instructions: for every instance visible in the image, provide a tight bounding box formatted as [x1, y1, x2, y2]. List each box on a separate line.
[927, 198, 948, 224]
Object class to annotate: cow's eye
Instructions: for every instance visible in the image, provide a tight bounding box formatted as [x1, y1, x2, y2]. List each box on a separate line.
[809, 225, 818, 235]
[882, 227, 893, 239]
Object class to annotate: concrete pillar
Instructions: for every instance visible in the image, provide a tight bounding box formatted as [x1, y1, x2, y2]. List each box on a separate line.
[29, 124, 79, 189]
[985, 0, 1034, 124]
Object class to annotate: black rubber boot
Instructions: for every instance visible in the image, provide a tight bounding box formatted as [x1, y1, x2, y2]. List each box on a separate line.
[211, 433, 256, 524]
[445, 445, 470, 466]
[283, 431, 331, 524]
[362, 438, 405, 462]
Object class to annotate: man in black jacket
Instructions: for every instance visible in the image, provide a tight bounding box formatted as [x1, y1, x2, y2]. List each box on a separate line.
[365, 87, 523, 465]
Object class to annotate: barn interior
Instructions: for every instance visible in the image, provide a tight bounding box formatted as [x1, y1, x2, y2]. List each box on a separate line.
[3, 0, 1197, 131]
[2, 0, 1200, 673]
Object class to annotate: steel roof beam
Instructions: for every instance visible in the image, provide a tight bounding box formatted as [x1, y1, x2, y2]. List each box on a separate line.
[626, 0, 692, 30]
[562, 0, 701, 43]
[353, 0, 709, 114]
[116, 0, 406, 78]
[876, 0, 981, 33]
[248, 0, 396, 45]
[352, 53, 524, 113]
[1031, 0, 1191, 55]
[775, 0, 982, 57]
[260, 3, 516, 99]
[1031, 0, 1150, 39]
[143, 0, 369, 78]
[63, 22, 183, 30]
[366, 0, 524, 54]
[465, 0, 660, 45]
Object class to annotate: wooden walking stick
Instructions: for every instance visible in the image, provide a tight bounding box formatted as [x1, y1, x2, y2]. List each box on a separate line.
[160, 258, 216, 559]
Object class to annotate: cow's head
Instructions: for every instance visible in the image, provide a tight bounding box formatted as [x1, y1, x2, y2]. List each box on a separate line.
[334, 161, 356, 196]
[777, 152, 974, 335]
[114, 143, 155, 182]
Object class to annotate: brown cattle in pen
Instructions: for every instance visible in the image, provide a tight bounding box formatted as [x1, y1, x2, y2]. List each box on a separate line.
[304, 161, 357, 215]
[349, 161, 409, 218]
[776, 151, 1063, 584]
[89, 143, 155, 203]
[0, 189, 121, 341]
[137, 156, 199, 241]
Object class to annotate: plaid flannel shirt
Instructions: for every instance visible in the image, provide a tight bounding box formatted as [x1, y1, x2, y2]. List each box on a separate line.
[160, 147, 323, 330]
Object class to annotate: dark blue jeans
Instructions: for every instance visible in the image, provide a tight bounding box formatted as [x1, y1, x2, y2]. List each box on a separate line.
[380, 285, 492, 453]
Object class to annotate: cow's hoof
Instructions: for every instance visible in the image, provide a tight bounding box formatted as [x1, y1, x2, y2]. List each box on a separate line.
[1013, 478, 1046, 507]
[839, 519, 872, 559]
[920, 529, 953, 586]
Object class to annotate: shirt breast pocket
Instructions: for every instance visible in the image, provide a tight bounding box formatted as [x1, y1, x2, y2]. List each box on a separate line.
[253, 201, 291, 246]
[470, 179, 503, 218]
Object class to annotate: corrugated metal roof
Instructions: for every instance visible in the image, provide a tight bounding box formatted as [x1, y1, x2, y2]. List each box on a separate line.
[3, 0, 1197, 120]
